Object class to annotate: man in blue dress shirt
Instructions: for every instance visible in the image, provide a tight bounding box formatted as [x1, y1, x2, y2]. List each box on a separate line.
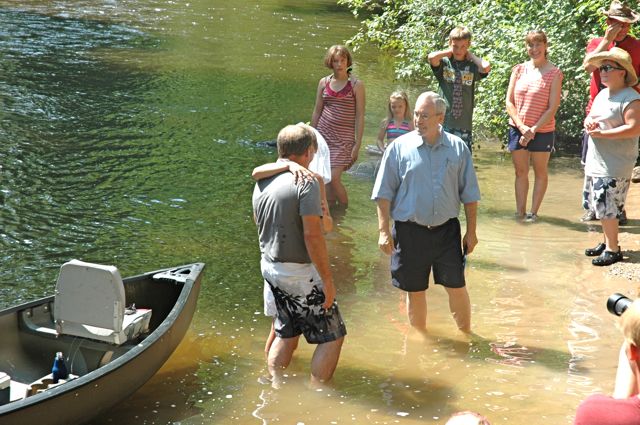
[372, 91, 480, 333]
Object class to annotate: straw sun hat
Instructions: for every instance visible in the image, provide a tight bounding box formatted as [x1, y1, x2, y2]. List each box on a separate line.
[585, 47, 638, 86]
[601, 0, 640, 23]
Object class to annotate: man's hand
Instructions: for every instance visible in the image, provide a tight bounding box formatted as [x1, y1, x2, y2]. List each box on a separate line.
[322, 280, 336, 310]
[605, 21, 623, 42]
[462, 231, 478, 254]
[378, 229, 394, 255]
[287, 162, 315, 185]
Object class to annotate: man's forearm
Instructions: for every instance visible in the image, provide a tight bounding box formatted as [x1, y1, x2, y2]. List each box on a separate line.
[463, 202, 477, 234]
[376, 198, 391, 232]
[304, 232, 333, 287]
[583, 38, 610, 71]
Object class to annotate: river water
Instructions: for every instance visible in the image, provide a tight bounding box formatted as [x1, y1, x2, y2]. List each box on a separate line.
[0, 1, 637, 424]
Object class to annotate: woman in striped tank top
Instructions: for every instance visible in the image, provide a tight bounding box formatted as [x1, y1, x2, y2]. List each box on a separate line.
[375, 90, 414, 152]
[312, 45, 366, 207]
[506, 30, 563, 222]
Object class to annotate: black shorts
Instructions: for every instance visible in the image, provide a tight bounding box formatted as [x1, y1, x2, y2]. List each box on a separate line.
[508, 126, 555, 152]
[391, 219, 465, 291]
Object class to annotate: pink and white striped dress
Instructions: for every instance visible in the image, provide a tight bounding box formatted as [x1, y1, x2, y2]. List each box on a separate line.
[316, 75, 357, 170]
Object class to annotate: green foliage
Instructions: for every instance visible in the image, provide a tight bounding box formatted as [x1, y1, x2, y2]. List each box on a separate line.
[339, 0, 620, 148]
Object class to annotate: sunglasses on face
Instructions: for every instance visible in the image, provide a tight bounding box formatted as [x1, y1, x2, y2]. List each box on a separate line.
[599, 64, 625, 73]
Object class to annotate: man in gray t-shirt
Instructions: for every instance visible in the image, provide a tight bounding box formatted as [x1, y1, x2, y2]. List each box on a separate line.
[253, 169, 322, 264]
[252, 124, 346, 388]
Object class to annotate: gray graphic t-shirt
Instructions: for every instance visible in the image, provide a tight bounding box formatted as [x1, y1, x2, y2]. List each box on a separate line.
[431, 57, 488, 132]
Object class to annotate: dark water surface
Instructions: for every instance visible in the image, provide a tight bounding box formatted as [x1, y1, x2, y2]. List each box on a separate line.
[0, 1, 637, 424]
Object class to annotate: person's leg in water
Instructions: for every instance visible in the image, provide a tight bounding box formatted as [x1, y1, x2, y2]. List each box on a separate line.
[530, 151, 551, 216]
[328, 166, 348, 206]
[511, 150, 530, 217]
[265, 321, 299, 358]
[444, 286, 471, 333]
[310, 337, 344, 387]
[267, 336, 298, 388]
[407, 290, 427, 330]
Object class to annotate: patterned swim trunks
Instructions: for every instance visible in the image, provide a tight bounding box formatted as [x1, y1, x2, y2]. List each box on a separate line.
[583, 176, 630, 220]
[260, 259, 347, 344]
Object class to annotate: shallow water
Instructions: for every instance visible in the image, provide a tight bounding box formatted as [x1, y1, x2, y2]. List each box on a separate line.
[0, 1, 638, 424]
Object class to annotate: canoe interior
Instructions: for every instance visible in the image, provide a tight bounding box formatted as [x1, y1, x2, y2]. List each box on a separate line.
[0, 265, 197, 397]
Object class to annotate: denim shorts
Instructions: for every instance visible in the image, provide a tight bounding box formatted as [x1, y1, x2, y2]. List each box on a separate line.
[390, 218, 465, 292]
[260, 259, 347, 344]
[508, 126, 555, 152]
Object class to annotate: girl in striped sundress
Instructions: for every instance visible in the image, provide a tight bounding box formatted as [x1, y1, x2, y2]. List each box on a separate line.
[505, 30, 563, 222]
[375, 90, 414, 152]
[311, 45, 365, 207]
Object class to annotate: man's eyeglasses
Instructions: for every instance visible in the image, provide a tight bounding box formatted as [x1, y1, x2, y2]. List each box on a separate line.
[414, 111, 443, 120]
[599, 64, 625, 73]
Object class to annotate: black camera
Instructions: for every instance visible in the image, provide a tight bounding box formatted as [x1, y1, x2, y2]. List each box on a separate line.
[607, 293, 633, 317]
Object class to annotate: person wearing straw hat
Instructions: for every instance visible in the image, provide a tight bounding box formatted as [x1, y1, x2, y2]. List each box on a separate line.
[581, 1, 640, 223]
[583, 47, 640, 266]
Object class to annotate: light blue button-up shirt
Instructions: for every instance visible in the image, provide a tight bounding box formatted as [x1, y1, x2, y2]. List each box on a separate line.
[371, 130, 480, 226]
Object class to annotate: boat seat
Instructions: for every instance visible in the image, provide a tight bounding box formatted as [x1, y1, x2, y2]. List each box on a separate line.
[53, 259, 152, 345]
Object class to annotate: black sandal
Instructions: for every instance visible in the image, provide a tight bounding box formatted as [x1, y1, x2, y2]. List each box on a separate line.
[592, 249, 623, 266]
[585, 242, 606, 257]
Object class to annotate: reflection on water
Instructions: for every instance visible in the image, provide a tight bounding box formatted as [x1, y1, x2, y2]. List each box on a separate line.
[0, 1, 638, 424]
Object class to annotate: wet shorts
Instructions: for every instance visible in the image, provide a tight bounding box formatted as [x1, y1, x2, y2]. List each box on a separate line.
[391, 218, 465, 292]
[584, 175, 630, 220]
[260, 259, 347, 344]
[444, 127, 473, 152]
[508, 126, 554, 152]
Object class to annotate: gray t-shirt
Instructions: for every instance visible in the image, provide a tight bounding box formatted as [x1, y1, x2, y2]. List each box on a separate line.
[253, 172, 322, 263]
[586, 87, 640, 178]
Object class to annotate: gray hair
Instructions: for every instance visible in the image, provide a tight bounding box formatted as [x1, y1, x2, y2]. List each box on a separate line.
[416, 91, 447, 115]
[277, 124, 315, 158]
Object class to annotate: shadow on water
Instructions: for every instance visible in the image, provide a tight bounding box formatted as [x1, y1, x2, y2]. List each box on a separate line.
[89, 364, 205, 425]
[249, 330, 572, 424]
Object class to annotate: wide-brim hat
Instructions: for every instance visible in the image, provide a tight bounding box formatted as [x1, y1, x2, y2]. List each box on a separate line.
[601, 0, 640, 23]
[586, 47, 638, 86]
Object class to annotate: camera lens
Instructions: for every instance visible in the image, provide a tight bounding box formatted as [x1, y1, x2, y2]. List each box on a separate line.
[607, 293, 633, 317]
